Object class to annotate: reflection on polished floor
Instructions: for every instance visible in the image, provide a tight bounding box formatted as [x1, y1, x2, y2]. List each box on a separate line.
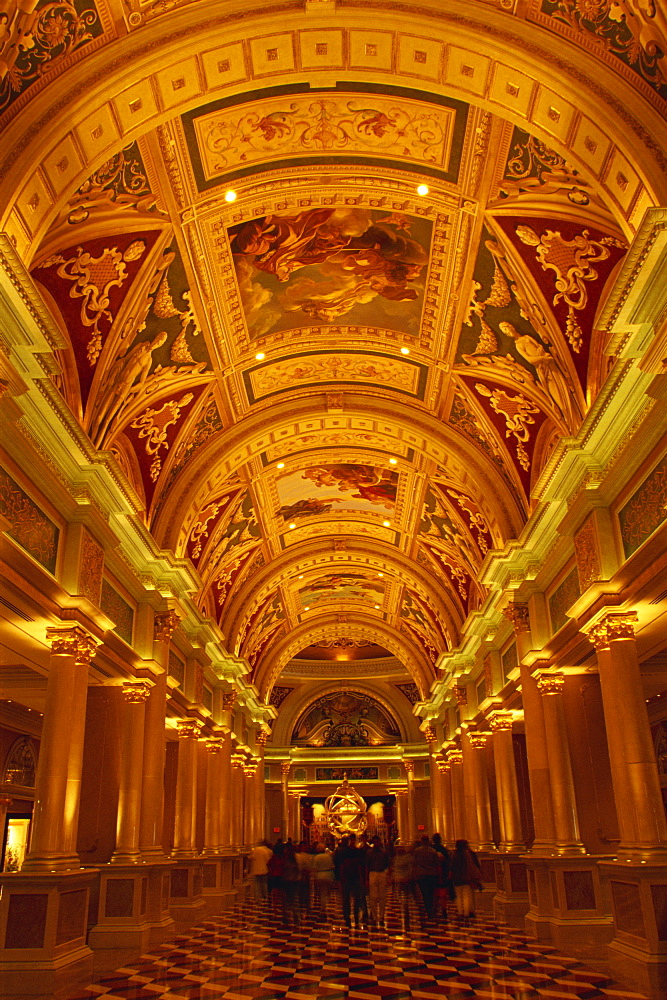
[69, 894, 650, 1000]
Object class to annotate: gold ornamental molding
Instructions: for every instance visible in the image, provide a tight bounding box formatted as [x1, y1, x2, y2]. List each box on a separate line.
[502, 602, 531, 635]
[154, 610, 181, 642]
[468, 732, 491, 749]
[488, 710, 514, 732]
[584, 610, 638, 650]
[446, 749, 463, 764]
[120, 679, 153, 702]
[177, 718, 203, 739]
[45, 624, 99, 664]
[205, 737, 225, 753]
[535, 671, 565, 695]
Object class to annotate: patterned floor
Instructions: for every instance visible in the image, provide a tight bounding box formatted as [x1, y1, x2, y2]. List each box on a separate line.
[70, 890, 649, 1000]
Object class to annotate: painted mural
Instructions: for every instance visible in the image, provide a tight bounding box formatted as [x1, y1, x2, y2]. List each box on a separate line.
[291, 691, 401, 747]
[277, 464, 398, 522]
[298, 572, 384, 610]
[228, 207, 432, 338]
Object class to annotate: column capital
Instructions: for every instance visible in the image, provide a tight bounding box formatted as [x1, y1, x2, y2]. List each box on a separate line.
[403, 758, 415, 774]
[154, 610, 180, 642]
[120, 679, 153, 703]
[255, 728, 270, 745]
[231, 751, 247, 768]
[280, 760, 292, 776]
[177, 718, 203, 740]
[488, 710, 514, 732]
[468, 731, 491, 749]
[421, 723, 437, 742]
[502, 602, 531, 634]
[221, 691, 237, 710]
[46, 624, 98, 664]
[453, 685, 468, 706]
[243, 760, 258, 776]
[536, 671, 565, 695]
[447, 749, 463, 764]
[434, 755, 450, 773]
[205, 737, 225, 753]
[587, 610, 639, 651]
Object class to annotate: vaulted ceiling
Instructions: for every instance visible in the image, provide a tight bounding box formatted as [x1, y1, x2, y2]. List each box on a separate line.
[3, 0, 661, 715]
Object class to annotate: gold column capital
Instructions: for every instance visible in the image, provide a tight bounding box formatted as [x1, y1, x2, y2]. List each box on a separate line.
[453, 685, 468, 706]
[280, 760, 292, 776]
[403, 758, 415, 774]
[488, 710, 514, 732]
[46, 624, 98, 664]
[585, 610, 638, 650]
[121, 680, 152, 703]
[231, 751, 247, 768]
[434, 755, 450, 773]
[502, 602, 531, 634]
[177, 718, 203, 740]
[468, 732, 491, 749]
[221, 691, 237, 710]
[154, 610, 181, 642]
[536, 671, 565, 695]
[255, 728, 270, 745]
[447, 749, 463, 764]
[421, 724, 437, 742]
[205, 737, 224, 753]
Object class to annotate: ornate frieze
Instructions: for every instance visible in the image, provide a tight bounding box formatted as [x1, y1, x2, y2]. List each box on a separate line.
[574, 513, 602, 591]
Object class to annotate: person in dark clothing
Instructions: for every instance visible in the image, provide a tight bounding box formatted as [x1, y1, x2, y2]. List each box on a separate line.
[412, 835, 441, 921]
[282, 842, 301, 926]
[366, 835, 390, 926]
[432, 833, 452, 919]
[450, 838, 483, 921]
[338, 833, 367, 928]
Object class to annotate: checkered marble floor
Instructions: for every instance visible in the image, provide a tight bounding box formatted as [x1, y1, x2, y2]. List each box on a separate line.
[69, 891, 650, 1000]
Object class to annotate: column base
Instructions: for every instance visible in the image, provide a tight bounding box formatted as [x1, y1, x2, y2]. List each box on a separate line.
[20, 853, 83, 874]
[200, 856, 240, 913]
[169, 863, 206, 930]
[492, 854, 530, 927]
[523, 855, 615, 961]
[0, 868, 97, 998]
[87, 864, 155, 974]
[598, 859, 667, 998]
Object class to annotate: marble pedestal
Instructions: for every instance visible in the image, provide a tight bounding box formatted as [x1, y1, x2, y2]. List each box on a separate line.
[0, 868, 96, 997]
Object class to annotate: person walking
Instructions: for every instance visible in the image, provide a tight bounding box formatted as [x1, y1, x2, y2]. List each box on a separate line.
[412, 834, 441, 923]
[450, 838, 483, 921]
[282, 841, 301, 927]
[392, 843, 415, 933]
[432, 833, 451, 921]
[366, 835, 390, 927]
[338, 832, 367, 928]
[311, 842, 335, 920]
[249, 840, 273, 900]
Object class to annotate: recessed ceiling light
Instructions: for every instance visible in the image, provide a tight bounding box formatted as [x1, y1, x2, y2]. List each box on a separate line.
[298, 574, 303, 579]
[417, 184, 429, 196]
[400, 347, 410, 355]
[304, 606, 310, 611]
[383, 520, 391, 527]
[289, 523, 297, 529]
[389, 457, 397, 465]
[225, 189, 237, 202]
[255, 352, 265, 360]
[374, 604, 380, 609]
[378, 573, 384, 577]
[277, 462, 285, 469]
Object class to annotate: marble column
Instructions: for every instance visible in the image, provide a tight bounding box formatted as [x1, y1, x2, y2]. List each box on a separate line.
[173, 719, 202, 858]
[587, 612, 667, 856]
[244, 760, 257, 846]
[231, 752, 245, 846]
[24, 624, 98, 871]
[404, 759, 416, 843]
[535, 670, 585, 855]
[112, 680, 152, 863]
[461, 736, 480, 847]
[503, 603, 557, 853]
[430, 751, 443, 835]
[281, 761, 291, 841]
[448, 750, 466, 840]
[140, 611, 179, 858]
[394, 788, 408, 842]
[468, 732, 495, 850]
[489, 711, 524, 852]
[437, 759, 456, 846]
[219, 692, 236, 849]
[203, 737, 224, 855]
[254, 739, 267, 842]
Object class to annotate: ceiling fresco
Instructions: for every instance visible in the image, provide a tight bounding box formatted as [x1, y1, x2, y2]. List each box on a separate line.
[18, 13, 635, 710]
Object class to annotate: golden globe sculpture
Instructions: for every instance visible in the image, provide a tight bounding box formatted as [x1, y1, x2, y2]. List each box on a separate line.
[324, 774, 368, 838]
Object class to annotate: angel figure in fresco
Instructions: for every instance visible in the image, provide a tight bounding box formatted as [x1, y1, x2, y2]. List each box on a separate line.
[302, 464, 397, 509]
[231, 207, 351, 281]
[498, 322, 582, 428]
[278, 497, 344, 520]
[90, 330, 167, 446]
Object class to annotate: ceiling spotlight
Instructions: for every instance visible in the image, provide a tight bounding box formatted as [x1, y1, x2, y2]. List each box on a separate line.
[378, 573, 384, 577]
[374, 604, 380, 609]
[298, 574, 303, 579]
[304, 606, 310, 611]
[277, 462, 285, 469]
[225, 189, 237, 202]
[417, 184, 429, 196]
[383, 520, 391, 527]
[400, 347, 410, 355]
[255, 352, 265, 360]
[289, 522, 297, 529]
[389, 457, 397, 465]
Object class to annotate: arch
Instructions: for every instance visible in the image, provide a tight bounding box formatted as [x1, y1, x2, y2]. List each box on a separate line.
[3, 738, 37, 787]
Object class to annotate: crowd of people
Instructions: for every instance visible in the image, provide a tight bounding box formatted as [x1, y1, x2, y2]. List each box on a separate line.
[249, 834, 483, 931]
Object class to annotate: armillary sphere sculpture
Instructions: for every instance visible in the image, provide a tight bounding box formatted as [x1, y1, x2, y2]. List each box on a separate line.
[324, 774, 368, 838]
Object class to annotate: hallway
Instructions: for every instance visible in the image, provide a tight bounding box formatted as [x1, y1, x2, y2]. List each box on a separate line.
[68, 895, 649, 1000]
